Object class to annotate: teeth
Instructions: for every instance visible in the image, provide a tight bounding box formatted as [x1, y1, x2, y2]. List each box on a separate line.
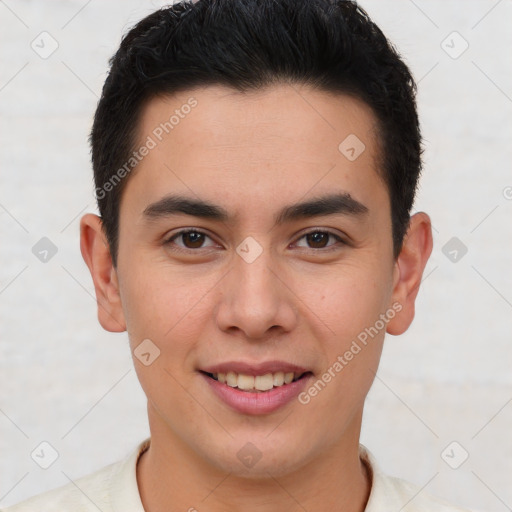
[226, 371, 237, 387]
[273, 372, 285, 386]
[212, 371, 304, 391]
[255, 373, 274, 391]
[237, 374, 254, 390]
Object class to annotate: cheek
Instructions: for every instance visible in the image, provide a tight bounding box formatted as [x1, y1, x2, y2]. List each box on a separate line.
[118, 260, 217, 353]
[313, 263, 393, 340]
[118, 265, 216, 410]
[298, 271, 389, 422]
[305, 265, 391, 383]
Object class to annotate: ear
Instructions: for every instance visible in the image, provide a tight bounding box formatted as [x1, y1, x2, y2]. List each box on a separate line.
[386, 212, 433, 336]
[80, 213, 126, 332]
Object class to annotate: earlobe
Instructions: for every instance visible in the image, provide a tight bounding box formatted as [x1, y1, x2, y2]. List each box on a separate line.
[386, 212, 433, 336]
[80, 213, 126, 333]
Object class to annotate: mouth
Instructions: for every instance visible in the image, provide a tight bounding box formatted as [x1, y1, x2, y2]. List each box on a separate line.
[200, 370, 312, 393]
[198, 361, 314, 414]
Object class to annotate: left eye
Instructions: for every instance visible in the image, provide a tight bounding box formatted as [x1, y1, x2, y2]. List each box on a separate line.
[294, 230, 343, 249]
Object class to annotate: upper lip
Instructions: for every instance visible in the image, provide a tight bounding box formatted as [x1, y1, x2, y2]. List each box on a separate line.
[200, 360, 311, 376]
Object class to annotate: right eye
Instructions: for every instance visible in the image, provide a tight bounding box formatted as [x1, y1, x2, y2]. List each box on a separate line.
[164, 229, 219, 251]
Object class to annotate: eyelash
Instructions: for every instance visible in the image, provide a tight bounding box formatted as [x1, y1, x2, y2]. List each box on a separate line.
[163, 228, 347, 253]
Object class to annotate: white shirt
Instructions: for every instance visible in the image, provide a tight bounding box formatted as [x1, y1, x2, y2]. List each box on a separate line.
[3, 439, 473, 512]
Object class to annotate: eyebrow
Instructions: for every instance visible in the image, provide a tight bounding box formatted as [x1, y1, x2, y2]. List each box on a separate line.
[143, 192, 369, 226]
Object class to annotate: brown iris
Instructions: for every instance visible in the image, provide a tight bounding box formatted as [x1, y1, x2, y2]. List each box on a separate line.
[181, 231, 205, 248]
[306, 232, 330, 248]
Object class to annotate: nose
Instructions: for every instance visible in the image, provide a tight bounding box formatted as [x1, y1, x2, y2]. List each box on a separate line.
[214, 245, 298, 340]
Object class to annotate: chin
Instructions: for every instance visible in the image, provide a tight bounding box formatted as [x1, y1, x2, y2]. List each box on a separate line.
[202, 432, 316, 479]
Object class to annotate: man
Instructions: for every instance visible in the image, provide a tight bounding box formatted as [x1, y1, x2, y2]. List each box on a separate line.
[4, 0, 473, 511]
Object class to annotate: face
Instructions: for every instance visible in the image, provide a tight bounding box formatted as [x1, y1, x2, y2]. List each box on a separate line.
[82, 84, 431, 478]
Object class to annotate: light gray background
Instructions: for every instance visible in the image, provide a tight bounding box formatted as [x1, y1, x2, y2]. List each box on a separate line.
[1, 0, 511, 510]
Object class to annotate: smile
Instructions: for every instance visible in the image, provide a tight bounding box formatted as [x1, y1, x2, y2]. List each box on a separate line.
[199, 364, 314, 415]
[203, 371, 309, 392]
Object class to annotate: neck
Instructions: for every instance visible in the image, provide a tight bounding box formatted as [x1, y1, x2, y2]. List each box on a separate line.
[137, 405, 371, 512]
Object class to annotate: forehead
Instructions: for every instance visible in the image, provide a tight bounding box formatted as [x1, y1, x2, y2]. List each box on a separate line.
[122, 84, 387, 218]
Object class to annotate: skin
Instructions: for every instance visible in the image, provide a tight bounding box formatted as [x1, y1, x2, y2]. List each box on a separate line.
[80, 84, 432, 512]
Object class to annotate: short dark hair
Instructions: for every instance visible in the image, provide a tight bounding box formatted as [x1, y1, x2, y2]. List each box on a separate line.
[91, 0, 421, 266]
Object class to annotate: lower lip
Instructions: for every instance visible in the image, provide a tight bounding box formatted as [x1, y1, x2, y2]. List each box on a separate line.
[201, 372, 313, 415]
